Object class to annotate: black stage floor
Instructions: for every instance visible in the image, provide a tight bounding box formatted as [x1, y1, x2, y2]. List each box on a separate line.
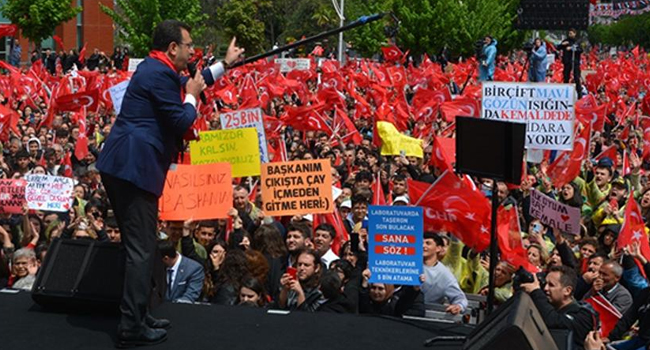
[0, 291, 474, 350]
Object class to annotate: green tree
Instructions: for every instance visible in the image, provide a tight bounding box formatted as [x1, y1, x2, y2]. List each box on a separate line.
[345, 0, 392, 57]
[100, 0, 207, 57]
[392, 0, 524, 58]
[216, 0, 271, 55]
[0, 0, 82, 50]
[588, 13, 650, 48]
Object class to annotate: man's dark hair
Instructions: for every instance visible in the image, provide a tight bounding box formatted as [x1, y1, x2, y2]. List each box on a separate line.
[286, 222, 311, 240]
[158, 240, 178, 259]
[392, 174, 406, 182]
[587, 252, 607, 263]
[580, 237, 598, 249]
[197, 220, 218, 230]
[43, 148, 56, 160]
[548, 265, 577, 294]
[152, 19, 191, 52]
[314, 223, 336, 240]
[320, 270, 342, 300]
[351, 194, 369, 207]
[55, 129, 69, 139]
[105, 216, 118, 229]
[330, 259, 353, 281]
[423, 231, 444, 246]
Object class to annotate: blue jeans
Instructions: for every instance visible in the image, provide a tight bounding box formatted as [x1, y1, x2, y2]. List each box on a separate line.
[612, 337, 646, 350]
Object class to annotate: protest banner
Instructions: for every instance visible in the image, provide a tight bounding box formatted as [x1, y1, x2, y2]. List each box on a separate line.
[25, 175, 74, 212]
[274, 58, 311, 72]
[261, 159, 333, 216]
[529, 189, 581, 234]
[481, 82, 576, 150]
[0, 179, 26, 214]
[127, 58, 144, 72]
[108, 80, 130, 115]
[368, 205, 423, 286]
[220, 107, 269, 163]
[159, 163, 233, 221]
[189, 128, 261, 178]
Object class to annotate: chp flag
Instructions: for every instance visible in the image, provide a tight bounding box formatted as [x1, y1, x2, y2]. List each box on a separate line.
[481, 82, 576, 150]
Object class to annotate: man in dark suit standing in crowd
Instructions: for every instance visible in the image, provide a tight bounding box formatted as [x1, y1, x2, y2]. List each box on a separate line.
[159, 240, 204, 303]
[97, 19, 243, 347]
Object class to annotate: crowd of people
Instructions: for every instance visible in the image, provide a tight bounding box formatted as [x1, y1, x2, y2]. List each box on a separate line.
[1, 27, 650, 350]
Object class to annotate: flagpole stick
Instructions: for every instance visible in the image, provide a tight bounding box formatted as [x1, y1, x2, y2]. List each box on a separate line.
[486, 178, 499, 315]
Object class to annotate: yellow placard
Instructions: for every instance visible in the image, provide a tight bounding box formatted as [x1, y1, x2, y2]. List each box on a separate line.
[377, 121, 423, 158]
[189, 128, 261, 178]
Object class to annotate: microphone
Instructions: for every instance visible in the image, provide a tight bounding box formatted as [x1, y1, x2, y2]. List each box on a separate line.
[187, 61, 207, 105]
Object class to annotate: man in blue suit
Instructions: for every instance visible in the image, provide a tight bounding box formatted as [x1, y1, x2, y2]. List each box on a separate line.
[97, 19, 243, 347]
[159, 240, 204, 303]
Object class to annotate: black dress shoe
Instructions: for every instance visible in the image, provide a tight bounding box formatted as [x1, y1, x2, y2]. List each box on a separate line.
[145, 314, 171, 329]
[116, 326, 167, 348]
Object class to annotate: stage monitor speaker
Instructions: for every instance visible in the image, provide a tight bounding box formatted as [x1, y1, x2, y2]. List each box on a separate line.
[515, 0, 590, 30]
[463, 292, 560, 350]
[32, 238, 124, 312]
[455, 116, 525, 185]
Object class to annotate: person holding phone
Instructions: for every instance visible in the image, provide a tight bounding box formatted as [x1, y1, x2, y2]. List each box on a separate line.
[591, 177, 627, 227]
[277, 249, 323, 312]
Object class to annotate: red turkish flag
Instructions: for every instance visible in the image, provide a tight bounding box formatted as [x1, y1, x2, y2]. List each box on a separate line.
[0, 103, 20, 141]
[381, 45, 404, 64]
[439, 97, 480, 122]
[53, 35, 65, 50]
[617, 194, 650, 278]
[585, 293, 622, 337]
[55, 89, 100, 112]
[642, 93, 650, 116]
[61, 151, 73, 178]
[547, 123, 591, 188]
[429, 136, 455, 173]
[74, 108, 88, 161]
[0, 24, 17, 37]
[79, 42, 88, 64]
[575, 94, 607, 132]
[372, 172, 387, 206]
[412, 87, 451, 111]
[497, 205, 540, 273]
[333, 107, 362, 145]
[622, 150, 631, 176]
[281, 103, 332, 134]
[408, 171, 491, 252]
[594, 145, 618, 168]
[238, 74, 258, 106]
[640, 118, 650, 160]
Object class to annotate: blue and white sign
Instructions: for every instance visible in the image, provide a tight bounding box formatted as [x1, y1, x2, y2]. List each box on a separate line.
[368, 205, 423, 286]
[108, 80, 130, 115]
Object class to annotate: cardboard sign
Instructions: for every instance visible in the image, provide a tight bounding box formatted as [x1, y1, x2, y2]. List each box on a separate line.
[368, 205, 424, 286]
[481, 82, 576, 150]
[261, 159, 333, 216]
[0, 179, 26, 214]
[274, 58, 311, 73]
[529, 189, 581, 235]
[189, 128, 261, 178]
[220, 107, 269, 163]
[127, 58, 144, 72]
[25, 175, 74, 212]
[160, 163, 233, 220]
[108, 80, 130, 115]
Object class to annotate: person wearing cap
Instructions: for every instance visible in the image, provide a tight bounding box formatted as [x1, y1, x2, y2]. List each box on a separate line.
[27, 137, 42, 161]
[338, 199, 352, 219]
[584, 157, 614, 210]
[391, 195, 409, 206]
[591, 176, 627, 227]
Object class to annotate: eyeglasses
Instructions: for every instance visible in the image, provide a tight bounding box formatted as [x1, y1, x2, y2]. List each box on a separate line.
[178, 42, 194, 49]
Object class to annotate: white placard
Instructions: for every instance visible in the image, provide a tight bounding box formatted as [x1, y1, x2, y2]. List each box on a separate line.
[127, 58, 144, 72]
[274, 58, 311, 73]
[108, 80, 130, 115]
[529, 189, 581, 235]
[219, 108, 269, 163]
[25, 175, 74, 212]
[481, 82, 576, 150]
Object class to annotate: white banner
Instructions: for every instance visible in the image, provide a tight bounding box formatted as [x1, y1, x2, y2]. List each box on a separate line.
[25, 175, 74, 212]
[529, 189, 581, 235]
[108, 80, 130, 115]
[481, 82, 576, 150]
[274, 58, 311, 73]
[127, 58, 144, 72]
[219, 108, 269, 163]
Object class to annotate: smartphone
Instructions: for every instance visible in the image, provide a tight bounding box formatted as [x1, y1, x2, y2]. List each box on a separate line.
[400, 150, 406, 157]
[609, 198, 618, 210]
[287, 266, 297, 280]
[350, 233, 360, 253]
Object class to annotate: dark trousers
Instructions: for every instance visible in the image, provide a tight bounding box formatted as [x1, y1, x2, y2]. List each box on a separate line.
[102, 172, 159, 331]
[563, 62, 583, 98]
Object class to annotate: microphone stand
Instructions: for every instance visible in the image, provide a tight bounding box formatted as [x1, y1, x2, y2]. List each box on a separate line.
[229, 13, 394, 69]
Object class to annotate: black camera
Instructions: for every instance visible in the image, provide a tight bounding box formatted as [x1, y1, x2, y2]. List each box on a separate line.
[474, 40, 486, 60]
[523, 42, 534, 54]
[512, 267, 546, 291]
